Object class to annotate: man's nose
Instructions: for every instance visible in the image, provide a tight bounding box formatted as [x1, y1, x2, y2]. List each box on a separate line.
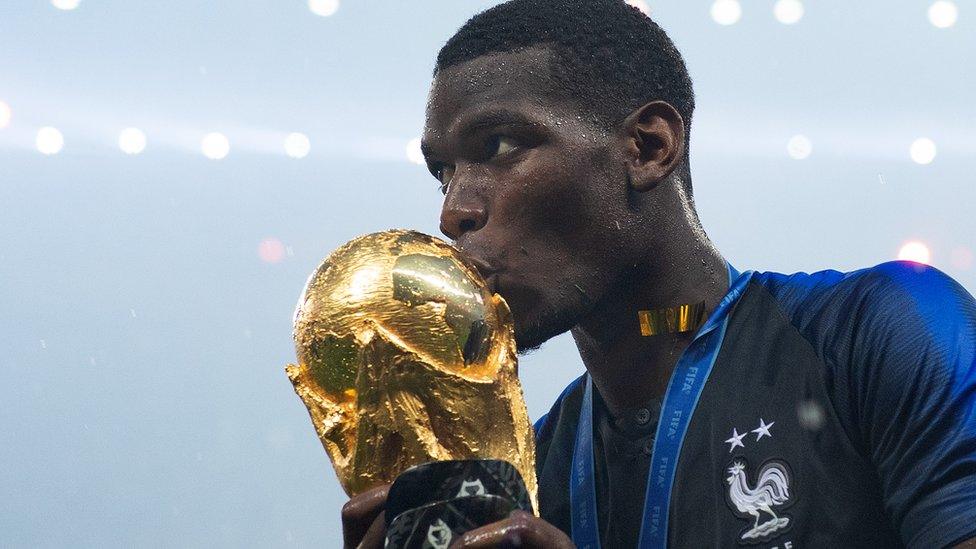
[440, 202, 487, 240]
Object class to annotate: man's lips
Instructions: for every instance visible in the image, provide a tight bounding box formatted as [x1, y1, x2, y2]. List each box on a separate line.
[464, 255, 495, 280]
[462, 254, 502, 294]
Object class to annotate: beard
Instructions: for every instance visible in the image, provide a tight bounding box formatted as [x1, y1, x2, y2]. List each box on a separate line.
[513, 290, 595, 354]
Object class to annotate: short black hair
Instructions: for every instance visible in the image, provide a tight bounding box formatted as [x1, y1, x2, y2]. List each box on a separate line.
[436, 0, 695, 144]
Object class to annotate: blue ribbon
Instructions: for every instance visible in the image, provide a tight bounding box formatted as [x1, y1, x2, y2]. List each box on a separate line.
[570, 265, 752, 548]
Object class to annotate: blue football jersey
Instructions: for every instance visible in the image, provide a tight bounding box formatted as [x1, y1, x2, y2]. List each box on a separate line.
[535, 261, 976, 548]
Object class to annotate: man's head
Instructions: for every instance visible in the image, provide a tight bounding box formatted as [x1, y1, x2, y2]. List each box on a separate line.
[422, 0, 698, 352]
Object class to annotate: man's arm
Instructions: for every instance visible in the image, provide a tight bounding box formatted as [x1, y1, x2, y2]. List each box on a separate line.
[845, 263, 976, 548]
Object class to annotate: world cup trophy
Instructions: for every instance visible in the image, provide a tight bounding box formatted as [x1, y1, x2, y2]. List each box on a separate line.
[285, 230, 537, 548]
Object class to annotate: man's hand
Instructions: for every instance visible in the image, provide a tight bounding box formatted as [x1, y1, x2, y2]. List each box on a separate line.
[341, 484, 390, 549]
[449, 510, 575, 548]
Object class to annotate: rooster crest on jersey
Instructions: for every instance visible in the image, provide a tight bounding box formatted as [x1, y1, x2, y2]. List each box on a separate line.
[725, 459, 793, 544]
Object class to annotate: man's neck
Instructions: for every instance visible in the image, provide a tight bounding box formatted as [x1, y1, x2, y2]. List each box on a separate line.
[570, 235, 728, 419]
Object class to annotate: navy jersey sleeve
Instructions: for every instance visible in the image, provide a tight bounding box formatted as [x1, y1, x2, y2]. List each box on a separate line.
[840, 262, 976, 547]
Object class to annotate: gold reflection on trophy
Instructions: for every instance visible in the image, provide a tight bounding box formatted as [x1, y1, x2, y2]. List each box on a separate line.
[286, 230, 537, 507]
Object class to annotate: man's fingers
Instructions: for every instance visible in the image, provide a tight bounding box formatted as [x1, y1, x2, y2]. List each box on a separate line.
[341, 484, 390, 548]
[449, 511, 574, 549]
[356, 511, 387, 549]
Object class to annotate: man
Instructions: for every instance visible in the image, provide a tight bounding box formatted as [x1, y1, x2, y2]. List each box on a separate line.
[342, 0, 976, 547]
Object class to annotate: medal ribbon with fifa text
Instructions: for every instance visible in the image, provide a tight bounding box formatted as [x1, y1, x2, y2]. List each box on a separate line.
[570, 265, 753, 549]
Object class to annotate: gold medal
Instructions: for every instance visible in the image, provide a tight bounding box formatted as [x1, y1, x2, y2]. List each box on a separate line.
[637, 301, 706, 336]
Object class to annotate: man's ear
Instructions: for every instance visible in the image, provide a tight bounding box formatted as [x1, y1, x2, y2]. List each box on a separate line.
[621, 101, 686, 192]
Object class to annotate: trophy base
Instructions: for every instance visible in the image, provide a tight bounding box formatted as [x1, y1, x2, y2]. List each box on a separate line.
[384, 459, 534, 549]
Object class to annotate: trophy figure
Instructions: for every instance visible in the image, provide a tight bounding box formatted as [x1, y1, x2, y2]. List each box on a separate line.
[286, 230, 537, 548]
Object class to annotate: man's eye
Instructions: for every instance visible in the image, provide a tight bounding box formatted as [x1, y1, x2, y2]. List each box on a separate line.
[437, 165, 456, 195]
[489, 136, 517, 157]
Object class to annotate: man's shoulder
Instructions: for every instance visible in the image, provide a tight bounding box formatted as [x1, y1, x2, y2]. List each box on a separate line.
[533, 374, 586, 446]
[744, 261, 975, 439]
[748, 260, 974, 342]
[751, 260, 960, 309]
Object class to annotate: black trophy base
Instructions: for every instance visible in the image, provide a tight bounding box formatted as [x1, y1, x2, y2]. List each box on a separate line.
[384, 459, 533, 549]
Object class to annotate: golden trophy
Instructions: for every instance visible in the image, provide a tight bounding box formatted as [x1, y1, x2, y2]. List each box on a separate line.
[286, 230, 536, 547]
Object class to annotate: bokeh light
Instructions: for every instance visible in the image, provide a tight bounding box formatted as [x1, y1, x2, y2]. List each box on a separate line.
[786, 134, 812, 160]
[711, 0, 742, 25]
[406, 137, 425, 165]
[118, 127, 147, 155]
[0, 101, 11, 128]
[928, 1, 959, 28]
[796, 400, 825, 431]
[284, 132, 311, 159]
[201, 132, 230, 160]
[51, 0, 81, 10]
[308, 0, 340, 17]
[36, 127, 64, 155]
[258, 238, 286, 264]
[951, 247, 974, 270]
[898, 241, 932, 264]
[774, 0, 804, 24]
[625, 0, 652, 16]
[909, 137, 937, 165]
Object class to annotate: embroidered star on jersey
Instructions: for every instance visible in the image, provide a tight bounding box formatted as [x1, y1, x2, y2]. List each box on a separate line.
[752, 418, 775, 441]
[725, 428, 747, 452]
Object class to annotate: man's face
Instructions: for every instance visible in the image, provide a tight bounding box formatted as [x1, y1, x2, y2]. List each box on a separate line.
[422, 46, 635, 351]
